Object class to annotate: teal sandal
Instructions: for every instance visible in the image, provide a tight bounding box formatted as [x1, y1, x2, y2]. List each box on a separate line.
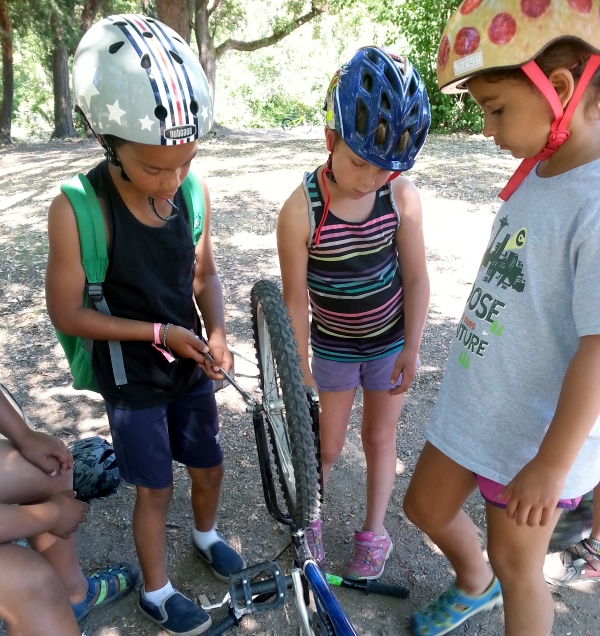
[72, 562, 139, 623]
[410, 576, 503, 636]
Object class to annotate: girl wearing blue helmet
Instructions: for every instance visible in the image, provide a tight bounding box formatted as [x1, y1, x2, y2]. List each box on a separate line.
[277, 46, 431, 580]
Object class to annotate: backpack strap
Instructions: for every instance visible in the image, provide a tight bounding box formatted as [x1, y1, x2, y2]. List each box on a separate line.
[60, 175, 127, 387]
[180, 171, 205, 244]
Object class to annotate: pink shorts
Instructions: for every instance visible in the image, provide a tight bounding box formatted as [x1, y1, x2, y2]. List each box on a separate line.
[475, 474, 582, 511]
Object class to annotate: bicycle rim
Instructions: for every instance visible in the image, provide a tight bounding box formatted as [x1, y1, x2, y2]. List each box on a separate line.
[281, 118, 294, 131]
[251, 279, 320, 528]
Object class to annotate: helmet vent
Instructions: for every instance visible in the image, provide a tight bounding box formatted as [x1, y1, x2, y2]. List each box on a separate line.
[381, 92, 391, 112]
[355, 100, 369, 137]
[173, 36, 184, 44]
[366, 49, 378, 64]
[361, 72, 373, 94]
[113, 21, 127, 26]
[154, 105, 168, 120]
[140, 54, 151, 69]
[394, 130, 410, 156]
[169, 50, 183, 64]
[190, 100, 199, 115]
[143, 32, 154, 38]
[109, 41, 124, 54]
[376, 118, 389, 150]
[407, 76, 418, 98]
[384, 65, 398, 93]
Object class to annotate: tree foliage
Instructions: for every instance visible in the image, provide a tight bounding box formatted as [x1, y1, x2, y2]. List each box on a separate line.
[377, 0, 483, 132]
[154, 0, 339, 99]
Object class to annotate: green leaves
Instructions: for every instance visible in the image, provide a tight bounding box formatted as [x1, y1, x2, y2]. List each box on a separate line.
[378, 0, 484, 132]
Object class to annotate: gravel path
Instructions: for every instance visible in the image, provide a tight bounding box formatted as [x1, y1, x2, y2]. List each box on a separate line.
[0, 130, 596, 635]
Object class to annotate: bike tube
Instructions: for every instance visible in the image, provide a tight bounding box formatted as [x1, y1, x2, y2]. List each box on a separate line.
[304, 561, 358, 636]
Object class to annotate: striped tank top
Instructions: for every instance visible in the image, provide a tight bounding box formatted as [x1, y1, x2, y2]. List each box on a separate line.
[304, 168, 405, 362]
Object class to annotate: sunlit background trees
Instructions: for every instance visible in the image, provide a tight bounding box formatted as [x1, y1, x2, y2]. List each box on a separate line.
[0, 0, 482, 144]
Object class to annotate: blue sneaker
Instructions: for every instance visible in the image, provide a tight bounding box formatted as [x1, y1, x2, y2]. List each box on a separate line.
[192, 532, 246, 583]
[410, 576, 503, 635]
[138, 586, 212, 636]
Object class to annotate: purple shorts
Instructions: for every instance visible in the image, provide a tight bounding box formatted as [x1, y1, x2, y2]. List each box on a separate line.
[105, 375, 222, 489]
[476, 474, 582, 511]
[311, 350, 417, 392]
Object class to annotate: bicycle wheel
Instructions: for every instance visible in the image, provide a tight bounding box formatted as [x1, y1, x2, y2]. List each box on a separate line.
[281, 117, 295, 131]
[251, 279, 320, 528]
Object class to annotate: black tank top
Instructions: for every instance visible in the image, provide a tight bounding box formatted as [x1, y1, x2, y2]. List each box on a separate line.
[87, 161, 202, 408]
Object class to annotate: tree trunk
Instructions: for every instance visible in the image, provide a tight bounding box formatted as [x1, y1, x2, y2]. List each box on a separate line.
[0, 0, 13, 144]
[156, 0, 195, 44]
[195, 0, 216, 100]
[81, 0, 104, 35]
[51, 33, 75, 138]
[194, 0, 326, 102]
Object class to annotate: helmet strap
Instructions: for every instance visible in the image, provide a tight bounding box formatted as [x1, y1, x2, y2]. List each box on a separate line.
[149, 197, 180, 222]
[325, 153, 337, 183]
[314, 165, 334, 246]
[100, 135, 132, 183]
[499, 55, 600, 201]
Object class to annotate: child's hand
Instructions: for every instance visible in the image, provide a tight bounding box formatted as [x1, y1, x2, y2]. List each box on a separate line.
[499, 457, 567, 527]
[15, 430, 73, 477]
[48, 490, 90, 539]
[200, 336, 232, 380]
[164, 325, 211, 363]
[388, 348, 419, 395]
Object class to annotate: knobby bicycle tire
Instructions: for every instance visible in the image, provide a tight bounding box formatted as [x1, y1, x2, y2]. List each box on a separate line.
[281, 118, 295, 131]
[251, 279, 320, 528]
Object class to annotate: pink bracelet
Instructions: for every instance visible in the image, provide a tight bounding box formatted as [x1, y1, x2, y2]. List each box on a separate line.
[152, 322, 175, 363]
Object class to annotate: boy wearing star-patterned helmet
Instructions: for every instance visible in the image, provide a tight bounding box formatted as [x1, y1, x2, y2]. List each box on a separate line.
[47, 15, 244, 636]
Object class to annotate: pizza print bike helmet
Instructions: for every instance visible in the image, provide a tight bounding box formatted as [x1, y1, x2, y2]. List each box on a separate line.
[325, 46, 431, 172]
[437, 0, 600, 199]
[73, 14, 213, 147]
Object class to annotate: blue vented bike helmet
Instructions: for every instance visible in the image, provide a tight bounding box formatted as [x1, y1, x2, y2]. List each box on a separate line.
[325, 47, 430, 171]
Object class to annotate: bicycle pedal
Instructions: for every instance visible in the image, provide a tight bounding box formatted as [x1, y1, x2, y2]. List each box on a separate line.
[228, 561, 287, 615]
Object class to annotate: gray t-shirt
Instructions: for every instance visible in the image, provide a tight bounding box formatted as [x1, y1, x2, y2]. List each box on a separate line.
[427, 159, 600, 499]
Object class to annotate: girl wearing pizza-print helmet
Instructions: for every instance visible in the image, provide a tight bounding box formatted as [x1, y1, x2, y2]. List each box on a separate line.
[48, 15, 244, 635]
[277, 46, 431, 580]
[404, 2, 600, 636]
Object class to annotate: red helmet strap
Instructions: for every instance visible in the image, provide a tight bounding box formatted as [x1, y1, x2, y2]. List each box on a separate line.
[499, 54, 600, 201]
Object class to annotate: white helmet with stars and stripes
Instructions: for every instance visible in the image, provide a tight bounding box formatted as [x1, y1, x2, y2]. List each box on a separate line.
[73, 14, 212, 145]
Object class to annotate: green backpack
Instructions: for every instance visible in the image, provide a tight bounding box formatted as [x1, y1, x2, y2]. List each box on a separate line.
[56, 171, 205, 392]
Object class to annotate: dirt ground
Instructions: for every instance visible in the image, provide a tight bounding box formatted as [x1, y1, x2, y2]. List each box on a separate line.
[0, 128, 598, 636]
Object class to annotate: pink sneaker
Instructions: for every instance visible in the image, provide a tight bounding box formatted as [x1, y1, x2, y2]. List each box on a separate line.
[306, 519, 325, 565]
[344, 528, 393, 580]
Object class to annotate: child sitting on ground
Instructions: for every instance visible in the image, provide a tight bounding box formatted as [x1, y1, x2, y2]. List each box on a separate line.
[0, 384, 136, 635]
[544, 483, 600, 588]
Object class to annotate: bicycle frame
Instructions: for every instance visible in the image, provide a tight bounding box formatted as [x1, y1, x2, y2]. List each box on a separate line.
[291, 529, 358, 636]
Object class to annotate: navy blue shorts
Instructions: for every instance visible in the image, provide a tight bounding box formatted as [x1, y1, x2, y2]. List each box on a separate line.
[105, 376, 222, 489]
